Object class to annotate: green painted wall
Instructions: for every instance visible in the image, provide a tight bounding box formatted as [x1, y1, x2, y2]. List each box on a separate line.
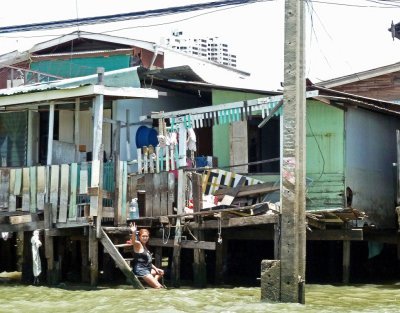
[211, 89, 266, 168]
[306, 100, 345, 211]
[31, 55, 131, 78]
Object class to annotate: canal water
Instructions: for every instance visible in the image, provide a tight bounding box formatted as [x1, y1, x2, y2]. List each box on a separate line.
[1, 272, 399, 313]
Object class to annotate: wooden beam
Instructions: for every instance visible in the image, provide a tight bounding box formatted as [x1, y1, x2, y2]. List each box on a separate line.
[190, 214, 279, 229]
[0, 221, 44, 232]
[307, 229, 363, 241]
[149, 238, 216, 250]
[46, 228, 84, 237]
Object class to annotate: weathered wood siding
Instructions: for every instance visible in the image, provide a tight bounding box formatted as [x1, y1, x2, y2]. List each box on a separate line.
[331, 72, 400, 102]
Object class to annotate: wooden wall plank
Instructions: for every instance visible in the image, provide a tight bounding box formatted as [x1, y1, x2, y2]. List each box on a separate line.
[29, 166, 37, 213]
[152, 173, 161, 217]
[167, 172, 175, 215]
[59, 164, 70, 223]
[0, 169, 10, 209]
[145, 173, 153, 217]
[14, 168, 22, 196]
[69, 163, 78, 221]
[116, 161, 123, 225]
[121, 161, 128, 221]
[79, 162, 88, 195]
[90, 159, 100, 217]
[50, 165, 60, 223]
[36, 166, 46, 211]
[9, 169, 16, 212]
[22, 168, 30, 212]
[160, 172, 168, 216]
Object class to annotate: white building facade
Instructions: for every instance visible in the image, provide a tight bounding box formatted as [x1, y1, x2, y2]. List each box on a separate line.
[165, 30, 237, 68]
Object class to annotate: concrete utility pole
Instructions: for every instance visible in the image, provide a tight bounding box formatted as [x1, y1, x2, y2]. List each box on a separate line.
[280, 0, 306, 303]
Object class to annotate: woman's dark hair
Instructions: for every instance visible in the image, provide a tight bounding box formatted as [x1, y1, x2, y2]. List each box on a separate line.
[139, 229, 150, 237]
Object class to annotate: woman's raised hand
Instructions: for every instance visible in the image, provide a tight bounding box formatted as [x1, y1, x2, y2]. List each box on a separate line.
[130, 222, 137, 234]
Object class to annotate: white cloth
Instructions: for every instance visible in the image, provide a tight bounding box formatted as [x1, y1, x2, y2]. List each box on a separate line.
[31, 230, 42, 278]
[2, 232, 9, 241]
[187, 128, 197, 152]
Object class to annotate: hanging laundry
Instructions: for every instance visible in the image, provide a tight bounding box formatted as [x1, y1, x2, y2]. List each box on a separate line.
[31, 230, 42, 285]
[187, 128, 197, 152]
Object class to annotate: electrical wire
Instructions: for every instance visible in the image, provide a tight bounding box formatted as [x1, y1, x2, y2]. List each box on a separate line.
[0, 0, 269, 34]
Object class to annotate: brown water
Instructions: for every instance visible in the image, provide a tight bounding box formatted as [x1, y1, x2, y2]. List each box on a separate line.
[0, 273, 399, 313]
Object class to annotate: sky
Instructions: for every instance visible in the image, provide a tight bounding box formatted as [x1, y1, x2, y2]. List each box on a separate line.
[1, 0, 400, 91]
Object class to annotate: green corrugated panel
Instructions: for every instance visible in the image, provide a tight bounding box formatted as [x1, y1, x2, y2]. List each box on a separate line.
[306, 100, 345, 211]
[211, 89, 265, 168]
[31, 55, 130, 78]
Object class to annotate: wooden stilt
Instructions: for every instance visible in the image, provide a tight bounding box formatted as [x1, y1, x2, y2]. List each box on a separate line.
[16, 231, 24, 273]
[81, 238, 90, 283]
[154, 246, 162, 269]
[89, 226, 98, 286]
[192, 173, 206, 287]
[172, 169, 185, 287]
[342, 240, 350, 284]
[44, 203, 57, 285]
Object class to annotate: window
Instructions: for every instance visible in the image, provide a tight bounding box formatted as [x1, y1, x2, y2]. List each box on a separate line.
[248, 116, 280, 173]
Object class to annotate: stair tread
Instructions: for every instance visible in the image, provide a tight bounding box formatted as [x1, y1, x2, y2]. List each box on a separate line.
[115, 243, 132, 248]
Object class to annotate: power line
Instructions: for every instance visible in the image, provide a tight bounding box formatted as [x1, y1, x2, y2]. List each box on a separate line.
[0, 0, 268, 34]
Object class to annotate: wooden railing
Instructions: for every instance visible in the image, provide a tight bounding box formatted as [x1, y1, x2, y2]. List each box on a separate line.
[0, 161, 128, 224]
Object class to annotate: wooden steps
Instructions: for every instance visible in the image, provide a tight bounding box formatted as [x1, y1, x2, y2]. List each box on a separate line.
[100, 228, 144, 289]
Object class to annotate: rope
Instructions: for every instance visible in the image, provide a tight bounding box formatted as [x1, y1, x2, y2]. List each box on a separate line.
[161, 223, 171, 244]
[217, 213, 223, 244]
[183, 221, 199, 242]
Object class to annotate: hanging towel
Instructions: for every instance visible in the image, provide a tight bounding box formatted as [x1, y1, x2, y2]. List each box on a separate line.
[31, 230, 42, 278]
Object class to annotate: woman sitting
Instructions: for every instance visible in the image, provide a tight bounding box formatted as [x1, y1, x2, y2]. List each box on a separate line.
[130, 223, 164, 289]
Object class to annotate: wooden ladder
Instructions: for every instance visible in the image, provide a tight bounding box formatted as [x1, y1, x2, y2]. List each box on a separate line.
[99, 228, 144, 289]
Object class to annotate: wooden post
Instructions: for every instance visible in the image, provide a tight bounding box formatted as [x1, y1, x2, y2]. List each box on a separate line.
[44, 203, 57, 285]
[81, 237, 90, 283]
[172, 169, 185, 287]
[279, 0, 306, 303]
[90, 82, 104, 238]
[89, 226, 98, 286]
[46, 102, 55, 166]
[192, 173, 206, 287]
[16, 231, 24, 272]
[154, 246, 162, 269]
[342, 240, 350, 284]
[126, 109, 131, 160]
[114, 121, 121, 226]
[74, 98, 80, 162]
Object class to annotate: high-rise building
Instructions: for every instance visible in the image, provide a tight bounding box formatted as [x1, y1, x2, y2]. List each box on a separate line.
[164, 30, 237, 68]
